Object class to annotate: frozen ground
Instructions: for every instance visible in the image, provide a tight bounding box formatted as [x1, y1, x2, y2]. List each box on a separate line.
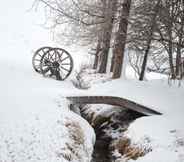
[71, 70, 184, 162]
[0, 52, 95, 162]
[111, 79, 184, 162]
[0, 1, 95, 162]
[89, 73, 184, 162]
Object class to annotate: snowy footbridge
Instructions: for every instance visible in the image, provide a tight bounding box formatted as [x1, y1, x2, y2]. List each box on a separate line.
[67, 96, 162, 116]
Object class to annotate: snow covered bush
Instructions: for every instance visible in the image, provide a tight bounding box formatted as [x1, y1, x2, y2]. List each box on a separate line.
[71, 64, 112, 89]
[71, 64, 91, 89]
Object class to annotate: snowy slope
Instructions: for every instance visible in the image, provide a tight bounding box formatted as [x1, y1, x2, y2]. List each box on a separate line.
[92, 80, 184, 162]
[87, 78, 184, 162]
[69, 70, 184, 162]
[0, 59, 95, 162]
[0, 1, 95, 162]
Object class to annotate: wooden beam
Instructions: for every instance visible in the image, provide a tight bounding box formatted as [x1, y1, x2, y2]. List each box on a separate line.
[66, 96, 162, 116]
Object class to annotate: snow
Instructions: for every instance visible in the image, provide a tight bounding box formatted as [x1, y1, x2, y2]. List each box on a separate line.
[71, 77, 183, 116]
[71, 70, 184, 162]
[92, 79, 184, 162]
[94, 79, 184, 162]
[0, 1, 95, 162]
[0, 59, 95, 162]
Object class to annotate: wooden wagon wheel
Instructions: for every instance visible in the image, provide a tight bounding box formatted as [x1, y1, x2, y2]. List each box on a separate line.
[40, 48, 73, 80]
[32, 46, 52, 73]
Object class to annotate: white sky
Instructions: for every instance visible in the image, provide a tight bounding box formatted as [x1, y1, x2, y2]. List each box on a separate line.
[0, 0, 91, 71]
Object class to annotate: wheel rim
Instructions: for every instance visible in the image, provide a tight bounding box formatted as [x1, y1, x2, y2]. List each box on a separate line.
[40, 48, 73, 80]
[32, 46, 52, 73]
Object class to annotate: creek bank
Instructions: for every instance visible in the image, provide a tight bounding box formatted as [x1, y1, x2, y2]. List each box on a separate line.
[78, 104, 145, 162]
[70, 69, 152, 161]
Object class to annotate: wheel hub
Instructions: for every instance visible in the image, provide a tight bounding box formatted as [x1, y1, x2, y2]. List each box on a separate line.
[52, 61, 60, 68]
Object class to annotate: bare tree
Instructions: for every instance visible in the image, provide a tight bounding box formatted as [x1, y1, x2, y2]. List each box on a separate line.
[156, 0, 184, 79]
[112, 0, 132, 79]
[139, 0, 161, 81]
[37, 0, 107, 45]
[38, 0, 119, 74]
[93, 38, 101, 69]
[97, 0, 118, 73]
[127, 0, 184, 80]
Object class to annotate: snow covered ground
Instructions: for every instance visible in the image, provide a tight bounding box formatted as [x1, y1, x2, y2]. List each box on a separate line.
[71, 70, 184, 162]
[93, 79, 184, 162]
[0, 1, 95, 162]
[125, 81, 184, 162]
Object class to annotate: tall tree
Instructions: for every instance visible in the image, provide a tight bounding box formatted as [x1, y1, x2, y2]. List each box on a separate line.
[93, 38, 101, 69]
[112, 0, 132, 79]
[139, 0, 161, 81]
[98, 0, 118, 73]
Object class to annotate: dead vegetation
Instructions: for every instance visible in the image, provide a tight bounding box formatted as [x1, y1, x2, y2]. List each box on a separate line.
[111, 137, 152, 161]
[59, 121, 85, 161]
[65, 121, 85, 146]
[71, 64, 92, 89]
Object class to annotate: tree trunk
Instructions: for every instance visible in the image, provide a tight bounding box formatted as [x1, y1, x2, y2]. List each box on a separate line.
[98, 37, 111, 73]
[93, 54, 99, 69]
[110, 54, 115, 72]
[168, 36, 175, 79]
[175, 14, 184, 79]
[98, 0, 118, 73]
[112, 0, 131, 79]
[93, 39, 101, 69]
[139, 39, 152, 80]
[175, 45, 181, 77]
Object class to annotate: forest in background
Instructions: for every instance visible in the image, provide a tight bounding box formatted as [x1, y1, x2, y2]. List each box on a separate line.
[35, 0, 184, 81]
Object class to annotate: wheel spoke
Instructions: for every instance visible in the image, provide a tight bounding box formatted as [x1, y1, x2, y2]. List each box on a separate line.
[41, 49, 46, 54]
[35, 65, 40, 69]
[38, 47, 73, 80]
[38, 53, 42, 57]
[54, 50, 61, 61]
[60, 66, 70, 72]
[46, 53, 50, 60]
[47, 53, 53, 62]
[61, 63, 71, 65]
[50, 52, 56, 61]
[34, 59, 41, 61]
[33, 47, 51, 73]
[60, 56, 70, 62]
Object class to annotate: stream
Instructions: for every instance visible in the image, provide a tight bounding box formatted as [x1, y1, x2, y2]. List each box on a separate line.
[91, 128, 112, 162]
[79, 105, 144, 162]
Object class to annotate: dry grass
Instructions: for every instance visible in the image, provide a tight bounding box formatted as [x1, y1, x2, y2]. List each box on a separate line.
[60, 121, 85, 161]
[65, 121, 85, 146]
[112, 138, 152, 161]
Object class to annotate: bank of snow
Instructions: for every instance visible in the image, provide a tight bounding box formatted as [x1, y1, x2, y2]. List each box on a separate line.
[85, 78, 184, 162]
[69, 68, 184, 161]
[0, 59, 95, 162]
[0, 0, 95, 161]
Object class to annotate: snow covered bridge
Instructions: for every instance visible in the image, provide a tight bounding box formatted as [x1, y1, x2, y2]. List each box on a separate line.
[67, 96, 162, 116]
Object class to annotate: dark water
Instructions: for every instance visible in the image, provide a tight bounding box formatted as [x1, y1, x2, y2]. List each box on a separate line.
[91, 109, 143, 162]
[91, 130, 112, 162]
[76, 104, 144, 162]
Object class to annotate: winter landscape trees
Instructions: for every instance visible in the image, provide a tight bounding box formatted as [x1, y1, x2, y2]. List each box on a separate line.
[37, 0, 184, 81]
